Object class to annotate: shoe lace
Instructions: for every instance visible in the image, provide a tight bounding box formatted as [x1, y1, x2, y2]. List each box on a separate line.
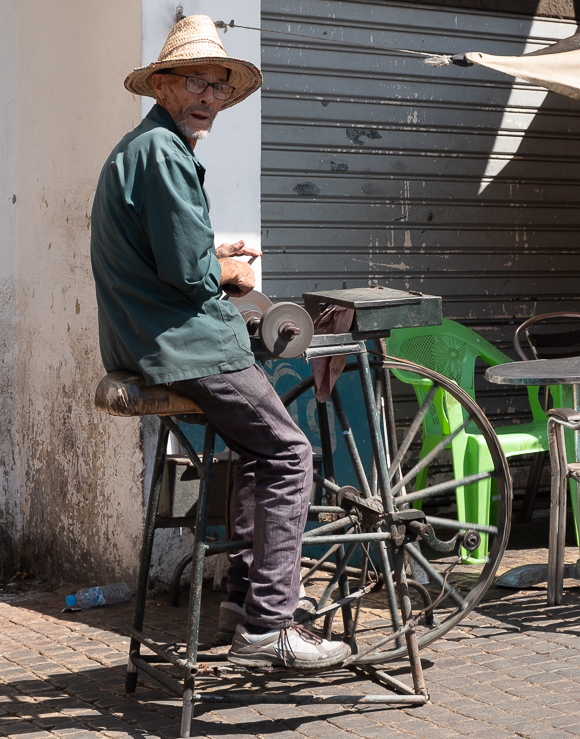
[277, 624, 322, 666]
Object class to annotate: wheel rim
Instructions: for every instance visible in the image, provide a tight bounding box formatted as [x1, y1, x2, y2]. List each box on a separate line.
[285, 357, 512, 662]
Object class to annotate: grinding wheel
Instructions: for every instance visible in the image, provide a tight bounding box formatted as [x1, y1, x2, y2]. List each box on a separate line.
[229, 289, 273, 317]
[259, 302, 314, 358]
[229, 290, 273, 334]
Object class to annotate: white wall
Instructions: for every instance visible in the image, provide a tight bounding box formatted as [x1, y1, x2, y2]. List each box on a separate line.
[141, 0, 262, 287]
[140, 0, 262, 584]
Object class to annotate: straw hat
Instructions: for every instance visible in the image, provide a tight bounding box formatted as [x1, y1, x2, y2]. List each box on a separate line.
[124, 14, 262, 109]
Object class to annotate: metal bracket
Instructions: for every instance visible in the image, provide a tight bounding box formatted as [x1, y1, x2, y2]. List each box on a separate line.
[386, 509, 426, 524]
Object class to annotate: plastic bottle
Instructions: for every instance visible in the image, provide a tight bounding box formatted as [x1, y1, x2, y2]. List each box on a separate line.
[65, 582, 132, 609]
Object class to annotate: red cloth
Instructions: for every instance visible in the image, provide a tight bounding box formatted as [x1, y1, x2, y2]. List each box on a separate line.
[311, 305, 355, 403]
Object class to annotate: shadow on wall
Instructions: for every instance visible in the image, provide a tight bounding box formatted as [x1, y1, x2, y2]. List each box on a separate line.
[472, 86, 580, 318]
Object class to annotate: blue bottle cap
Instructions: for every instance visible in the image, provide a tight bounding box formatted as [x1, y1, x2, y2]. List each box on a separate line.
[66, 595, 76, 607]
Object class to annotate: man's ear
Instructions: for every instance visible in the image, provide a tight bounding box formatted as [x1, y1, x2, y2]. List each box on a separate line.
[150, 72, 165, 99]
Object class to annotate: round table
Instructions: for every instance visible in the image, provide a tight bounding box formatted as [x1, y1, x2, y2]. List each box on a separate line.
[486, 358, 580, 605]
[486, 356, 580, 388]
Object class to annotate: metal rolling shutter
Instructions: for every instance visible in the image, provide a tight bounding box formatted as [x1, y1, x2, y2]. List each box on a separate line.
[261, 1, 580, 475]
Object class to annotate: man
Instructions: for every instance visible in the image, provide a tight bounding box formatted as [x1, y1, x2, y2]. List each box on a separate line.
[90, 14, 350, 670]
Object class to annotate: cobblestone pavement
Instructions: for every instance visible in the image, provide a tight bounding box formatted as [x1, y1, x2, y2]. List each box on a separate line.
[3, 545, 580, 739]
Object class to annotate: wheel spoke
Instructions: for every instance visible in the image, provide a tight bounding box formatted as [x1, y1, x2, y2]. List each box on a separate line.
[374, 538, 403, 645]
[302, 518, 355, 538]
[332, 387, 372, 497]
[396, 470, 493, 506]
[388, 384, 439, 482]
[312, 473, 340, 495]
[318, 541, 360, 610]
[300, 545, 341, 585]
[404, 542, 465, 608]
[390, 416, 472, 497]
[425, 516, 498, 535]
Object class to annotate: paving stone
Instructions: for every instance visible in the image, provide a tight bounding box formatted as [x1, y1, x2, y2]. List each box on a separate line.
[6, 581, 580, 739]
[547, 717, 580, 729]
[504, 719, 551, 733]
[559, 725, 580, 736]
[345, 727, 412, 738]
[470, 729, 518, 739]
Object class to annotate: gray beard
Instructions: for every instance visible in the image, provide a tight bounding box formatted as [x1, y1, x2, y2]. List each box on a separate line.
[176, 119, 212, 140]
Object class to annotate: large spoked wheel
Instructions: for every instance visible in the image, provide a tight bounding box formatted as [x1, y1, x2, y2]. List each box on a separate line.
[282, 357, 511, 664]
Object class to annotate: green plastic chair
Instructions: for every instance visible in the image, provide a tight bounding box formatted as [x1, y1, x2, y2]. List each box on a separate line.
[386, 319, 550, 563]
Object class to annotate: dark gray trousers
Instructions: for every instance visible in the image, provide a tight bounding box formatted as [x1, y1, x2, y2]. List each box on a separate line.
[172, 363, 312, 630]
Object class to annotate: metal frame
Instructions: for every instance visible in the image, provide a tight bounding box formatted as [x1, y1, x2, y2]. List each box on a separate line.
[125, 337, 433, 737]
[123, 332, 511, 737]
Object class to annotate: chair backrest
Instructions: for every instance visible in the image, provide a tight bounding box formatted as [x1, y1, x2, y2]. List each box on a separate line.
[387, 319, 510, 400]
[514, 312, 580, 361]
[386, 319, 513, 437]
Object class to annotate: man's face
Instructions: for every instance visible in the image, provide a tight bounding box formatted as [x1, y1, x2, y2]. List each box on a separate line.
[151, 64, 227, 142]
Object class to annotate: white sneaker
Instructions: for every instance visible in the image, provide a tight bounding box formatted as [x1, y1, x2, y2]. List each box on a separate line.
[228, 623, 351, 669]
[214, 601, 246, 644]
[215, 595, 320, 644]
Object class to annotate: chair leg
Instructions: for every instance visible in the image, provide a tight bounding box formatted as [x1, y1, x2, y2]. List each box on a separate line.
[519, 451, 547, 524]
[547, 420, 568, 606]
[563, 424, 580, 546]
[458, 476, 492, 563]
[452, 436, 491, 563]
[412, 437, 440, 510]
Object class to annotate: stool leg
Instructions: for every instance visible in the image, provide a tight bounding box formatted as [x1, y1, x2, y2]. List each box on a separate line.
[181, 422, 217, 737]
[126, 421, 169, 693]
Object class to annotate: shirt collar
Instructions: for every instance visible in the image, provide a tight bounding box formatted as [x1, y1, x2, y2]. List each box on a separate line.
[146, 103, 206, 182]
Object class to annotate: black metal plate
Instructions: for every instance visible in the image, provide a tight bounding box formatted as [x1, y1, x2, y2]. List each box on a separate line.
[302, 287, 442, 333]
[302, 287, 423, 309]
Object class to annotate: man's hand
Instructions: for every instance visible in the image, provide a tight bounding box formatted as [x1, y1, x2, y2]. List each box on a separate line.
[216, 240, 262, 260]
[219, 257, 255, 297]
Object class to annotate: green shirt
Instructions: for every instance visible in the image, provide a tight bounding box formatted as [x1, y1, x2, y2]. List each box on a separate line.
[91, 104, 255, 385]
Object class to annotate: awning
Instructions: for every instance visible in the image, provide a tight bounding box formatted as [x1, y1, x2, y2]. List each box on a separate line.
[428, 32, 580, 100]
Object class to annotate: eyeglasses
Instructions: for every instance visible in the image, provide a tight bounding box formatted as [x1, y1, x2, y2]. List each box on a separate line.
[163, 71, 235, 101]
